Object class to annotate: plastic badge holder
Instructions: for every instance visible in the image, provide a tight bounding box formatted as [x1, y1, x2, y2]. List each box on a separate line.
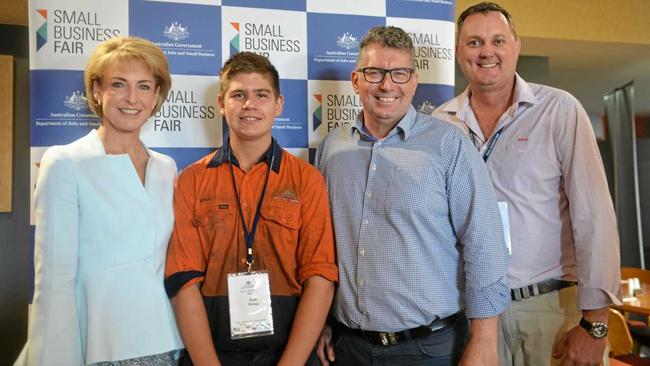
[227, 271, 274, 339]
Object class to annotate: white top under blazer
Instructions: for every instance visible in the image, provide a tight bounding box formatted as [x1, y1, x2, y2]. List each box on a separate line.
[19, 130, 182, 365]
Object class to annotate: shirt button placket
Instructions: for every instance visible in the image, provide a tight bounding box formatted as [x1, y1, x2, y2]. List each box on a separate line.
[357, 141, 381, 319]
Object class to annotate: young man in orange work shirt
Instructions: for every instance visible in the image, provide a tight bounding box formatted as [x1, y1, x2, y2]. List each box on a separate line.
[164, 52, 338, 366]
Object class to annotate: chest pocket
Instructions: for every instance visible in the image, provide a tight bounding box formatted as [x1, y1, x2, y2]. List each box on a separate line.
[191, 203, 234, 262]
[496, 143, 559, 191]
[193, 204, 233, 227]
[257, 197, 301, 270]
[384, 165, 440, 212]
[260, 198, 301, 230]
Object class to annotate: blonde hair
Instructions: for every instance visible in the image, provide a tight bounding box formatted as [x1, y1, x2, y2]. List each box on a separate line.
[84, 36, 171, 117]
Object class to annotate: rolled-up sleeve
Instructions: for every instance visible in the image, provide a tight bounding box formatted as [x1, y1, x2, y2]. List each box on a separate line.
[164, 165, 207, 298]
[446, 134, 511, 318]
[295, 166, 338, 285]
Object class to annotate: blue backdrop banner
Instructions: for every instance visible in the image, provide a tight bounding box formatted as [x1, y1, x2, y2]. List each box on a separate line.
[28, 0, 456, 224]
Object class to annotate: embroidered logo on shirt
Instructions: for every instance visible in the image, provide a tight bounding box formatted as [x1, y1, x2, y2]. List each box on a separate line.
[517, 137, 529, 142]
[275, 189, 298, 202]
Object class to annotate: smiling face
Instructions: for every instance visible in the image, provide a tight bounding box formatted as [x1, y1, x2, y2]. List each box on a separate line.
[218, 72, 284, 146]
[456, 11, 521, 94]
[93, 59, 159, 136]
[352, 43, 418, 139]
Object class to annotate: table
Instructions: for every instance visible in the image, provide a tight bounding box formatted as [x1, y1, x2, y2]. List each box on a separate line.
[613, 294, 650, 317]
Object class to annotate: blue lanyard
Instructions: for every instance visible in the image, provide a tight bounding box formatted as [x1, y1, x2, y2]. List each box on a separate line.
[228, 143, 275, 272]
[471, 127, 504, 162]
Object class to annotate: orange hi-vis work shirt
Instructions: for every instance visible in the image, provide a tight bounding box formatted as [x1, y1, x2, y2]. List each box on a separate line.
[164, 139, 338, 352]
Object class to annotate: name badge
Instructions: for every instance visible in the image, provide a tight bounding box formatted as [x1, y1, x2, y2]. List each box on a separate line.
[497, 201, 512, 255]
[227, 271, 274, 339]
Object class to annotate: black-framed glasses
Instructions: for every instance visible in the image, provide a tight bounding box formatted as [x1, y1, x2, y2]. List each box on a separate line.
[356, 67, 415, 84]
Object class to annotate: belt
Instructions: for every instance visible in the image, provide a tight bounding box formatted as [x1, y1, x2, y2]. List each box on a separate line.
[335, 313, 460, 346]
[511, 279, 577, 301]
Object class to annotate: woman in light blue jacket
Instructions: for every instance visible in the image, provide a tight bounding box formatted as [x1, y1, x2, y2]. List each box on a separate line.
[18, 36, 183, 365]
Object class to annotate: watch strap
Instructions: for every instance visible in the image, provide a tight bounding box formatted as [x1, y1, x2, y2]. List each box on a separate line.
[579, 317, 608, 339]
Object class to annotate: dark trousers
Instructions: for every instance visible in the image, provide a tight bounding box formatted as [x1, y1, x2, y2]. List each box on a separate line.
[331, 314, 469, 366]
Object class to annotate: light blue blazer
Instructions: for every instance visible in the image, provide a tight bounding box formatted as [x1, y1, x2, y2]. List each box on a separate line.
[19, 130, 183, 365]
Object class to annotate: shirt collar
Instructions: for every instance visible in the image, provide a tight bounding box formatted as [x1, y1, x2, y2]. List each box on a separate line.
[351, 105, 417, 141]
[514, 73, 538, 106]
[89, 129, 151, 158]
[207, 137, 282, 173]
[440, 73, 538, 119]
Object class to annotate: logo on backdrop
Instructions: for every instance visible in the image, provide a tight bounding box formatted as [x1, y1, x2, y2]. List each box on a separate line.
[153, 88, 216, 133]
[231, 20, 302, 57]
[410, 31, 453, 71]
[35, 9, 48, 51]
[52, 88, 95, 121]
[222, 7, 307, 79]
[321, 92, 361, 130]
[417, 100, 435, 114]
[336, 32, 359, 50]
[63, 91, 88, 112]
[163, 22, 190, 41]
[38, 8, 120, 54]
[387, 18, 455, 85]
[307, 13, 381, 80]
[129, 1, 220, 76]
[312, 95, 323, 131]
[229, 22, 240, 55]
[311, 31, 359, 64]
[413, 83, 453, 113]
[54, 89, 96, 122]
[140, 75, 220, 148]
[310, 92, 362, 132]
[31, 70, 101, 147]
[308, 81, 361, 147]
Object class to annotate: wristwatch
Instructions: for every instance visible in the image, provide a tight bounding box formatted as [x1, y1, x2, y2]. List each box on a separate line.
[579, 317, 608, 339]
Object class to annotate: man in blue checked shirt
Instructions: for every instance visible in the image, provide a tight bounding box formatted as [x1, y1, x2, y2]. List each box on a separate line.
[313, 25, 510, 366]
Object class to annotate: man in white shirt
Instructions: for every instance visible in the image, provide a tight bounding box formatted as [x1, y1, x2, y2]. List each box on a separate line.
[434, 2, 620, 365]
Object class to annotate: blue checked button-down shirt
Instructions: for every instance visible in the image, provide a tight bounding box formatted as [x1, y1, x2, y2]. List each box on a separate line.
[315, 106, 510, 332]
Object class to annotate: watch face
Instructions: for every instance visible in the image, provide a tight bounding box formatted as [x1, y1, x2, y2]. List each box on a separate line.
[591, 322, 608, 338]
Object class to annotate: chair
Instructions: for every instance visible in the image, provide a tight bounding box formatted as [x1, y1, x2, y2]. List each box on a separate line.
[620, 267, 650, 353]
[612, 359, 635, 366]
[610, 308, 635, 356]
[608, 308, 650, 365]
